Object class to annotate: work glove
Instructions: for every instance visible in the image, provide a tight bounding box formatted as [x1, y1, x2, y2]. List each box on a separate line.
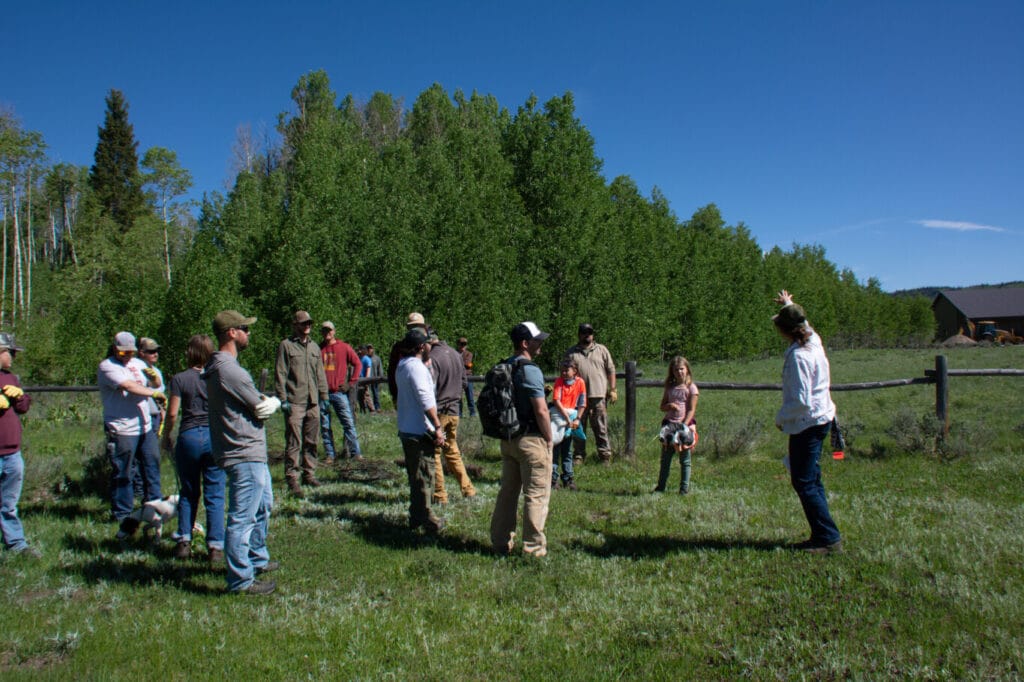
[0, 394, 8, 410]
[254, 396, 282, 421]
[2, 384, 24, 399]
[280, 400, 291, 414]
[151, 390, 167, 406]
[142, 367, 159, 383]
[607, 388, 618, 405]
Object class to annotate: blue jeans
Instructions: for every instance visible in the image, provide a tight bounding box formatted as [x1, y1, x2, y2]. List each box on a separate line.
[789, 422, 841, 545]
[224, 461, 273, 591]
[106, 428, 160, 520]
[371, 383, 381, 411]
[1, 452, 28, 551]
[460, 381, 476, 417]
[552, 438, 574, 484]
[321, 391, 360, 458]
[173, 426, 226, 549]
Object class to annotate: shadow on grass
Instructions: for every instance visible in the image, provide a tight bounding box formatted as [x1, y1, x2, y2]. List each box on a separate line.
[21, 498, 109, 522]
[339, 508, 494, 556]
[61, 532, 225, 595]
[572, 532, 788, 558]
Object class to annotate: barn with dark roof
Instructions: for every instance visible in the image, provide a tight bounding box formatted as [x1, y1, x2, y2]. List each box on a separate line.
[931, 288, 1024, 340]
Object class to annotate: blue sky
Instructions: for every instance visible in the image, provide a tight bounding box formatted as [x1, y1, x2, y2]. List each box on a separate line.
[5, 1, 1021, 291]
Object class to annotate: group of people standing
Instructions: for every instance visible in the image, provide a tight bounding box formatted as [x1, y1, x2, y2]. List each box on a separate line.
[2, 288, 842, 591]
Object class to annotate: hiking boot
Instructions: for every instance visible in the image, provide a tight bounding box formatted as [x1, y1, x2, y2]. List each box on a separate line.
[173, 540, 192, 560]
[551, 480, 561, 490]
[14, 545, 41, 558]
[208, 548, 224, 565]
[238, 579, 276, 595]
[287, 480, 305, 498]
[255, 560, 280, 575]
[803, 540, 843, 555]
[565, 480, 578, 491]
[303, 477, 322, 488]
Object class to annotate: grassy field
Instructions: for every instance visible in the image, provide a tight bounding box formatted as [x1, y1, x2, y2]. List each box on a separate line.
[2, 345, 1022, 680]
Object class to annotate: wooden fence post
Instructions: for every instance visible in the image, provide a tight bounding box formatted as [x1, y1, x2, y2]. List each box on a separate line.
[934, 355, 949, 437]
[625, 361, 637, 459]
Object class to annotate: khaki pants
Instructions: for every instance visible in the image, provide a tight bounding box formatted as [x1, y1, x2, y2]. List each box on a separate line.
[284, 401, 319, 484]
[433, 414, 476, 504]
[490, 434, 552, 556]
[574, 397, 611, 462]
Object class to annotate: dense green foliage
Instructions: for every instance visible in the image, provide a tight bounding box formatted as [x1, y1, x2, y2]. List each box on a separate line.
[2, 73, 934, 383]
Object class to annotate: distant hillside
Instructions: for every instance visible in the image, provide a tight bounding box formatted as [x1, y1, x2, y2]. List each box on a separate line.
[892, 282, 1024, 299]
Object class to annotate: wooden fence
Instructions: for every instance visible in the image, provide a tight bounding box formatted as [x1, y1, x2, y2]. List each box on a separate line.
[24, 356, 1023, 458]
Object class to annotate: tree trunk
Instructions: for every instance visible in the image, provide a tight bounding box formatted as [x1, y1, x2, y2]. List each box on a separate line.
[162, 200, 172, 286]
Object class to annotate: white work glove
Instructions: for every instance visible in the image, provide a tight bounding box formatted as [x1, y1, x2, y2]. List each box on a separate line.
[254, 395, 282, 421]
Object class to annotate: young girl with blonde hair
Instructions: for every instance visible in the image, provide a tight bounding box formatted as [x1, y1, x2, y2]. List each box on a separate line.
[655, 356, 699, 494]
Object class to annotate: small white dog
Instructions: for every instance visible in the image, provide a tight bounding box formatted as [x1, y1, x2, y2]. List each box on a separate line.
[116, 495, 179, 541]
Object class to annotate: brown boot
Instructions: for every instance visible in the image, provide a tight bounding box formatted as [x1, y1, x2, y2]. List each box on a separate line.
[287, 479, 305, 498]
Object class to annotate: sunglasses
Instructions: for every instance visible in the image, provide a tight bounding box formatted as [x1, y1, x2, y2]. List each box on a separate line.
[234, 325, 250, 333]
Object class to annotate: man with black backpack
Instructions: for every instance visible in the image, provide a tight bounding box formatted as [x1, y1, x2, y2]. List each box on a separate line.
[488, 322, 553, 557]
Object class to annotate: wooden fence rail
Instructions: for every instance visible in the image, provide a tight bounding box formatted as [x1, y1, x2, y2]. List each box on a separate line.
[22, 356, 1023, 458]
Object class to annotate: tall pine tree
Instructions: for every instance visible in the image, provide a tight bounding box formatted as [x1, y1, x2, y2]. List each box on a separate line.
[89, 89, 144, 230]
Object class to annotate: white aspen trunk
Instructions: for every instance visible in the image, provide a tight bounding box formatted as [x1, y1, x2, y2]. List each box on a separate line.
[1, 199, 6, 327]
[162, 199, 172, 286]
[12, 194, 21, 322]
[65, 197, 79, 266]
[49, 207, 57, 265]
[25, 170, 32, 317]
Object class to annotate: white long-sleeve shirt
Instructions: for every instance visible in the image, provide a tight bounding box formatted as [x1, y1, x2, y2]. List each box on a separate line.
[395, 356, 436, 436]
[776, 330, 836, 435]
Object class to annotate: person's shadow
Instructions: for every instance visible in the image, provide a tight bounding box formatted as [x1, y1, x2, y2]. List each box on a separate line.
[572, 532, 788, 558]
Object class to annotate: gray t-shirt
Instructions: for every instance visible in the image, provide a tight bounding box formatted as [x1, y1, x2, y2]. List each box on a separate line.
[205, 351, 267, 467]
[169, 368, 208, 432]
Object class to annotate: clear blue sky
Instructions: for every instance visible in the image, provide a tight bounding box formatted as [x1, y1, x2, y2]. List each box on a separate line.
[5, 1, 1021, 291]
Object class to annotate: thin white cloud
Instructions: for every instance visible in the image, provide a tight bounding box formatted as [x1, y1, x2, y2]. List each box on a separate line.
[915, 219, 1005, 233]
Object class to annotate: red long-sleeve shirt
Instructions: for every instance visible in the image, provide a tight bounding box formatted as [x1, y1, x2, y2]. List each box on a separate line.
[320, 339, 360, 393]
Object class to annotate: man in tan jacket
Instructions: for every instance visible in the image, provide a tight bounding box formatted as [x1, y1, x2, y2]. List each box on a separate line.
[275, 310, 328, 496]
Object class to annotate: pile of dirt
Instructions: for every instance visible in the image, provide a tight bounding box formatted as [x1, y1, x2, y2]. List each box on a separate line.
[941, 334, 977, 347]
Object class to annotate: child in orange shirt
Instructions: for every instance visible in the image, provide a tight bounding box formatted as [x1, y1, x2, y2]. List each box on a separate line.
[551, 359, 586, 491]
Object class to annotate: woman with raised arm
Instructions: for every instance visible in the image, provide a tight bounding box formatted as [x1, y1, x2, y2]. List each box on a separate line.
[773, 290, 842, 554]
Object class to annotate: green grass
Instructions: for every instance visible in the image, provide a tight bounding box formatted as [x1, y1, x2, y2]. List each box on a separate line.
[2, 346, 1023, 679]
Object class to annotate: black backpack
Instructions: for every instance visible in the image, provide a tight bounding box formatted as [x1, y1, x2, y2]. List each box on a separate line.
[477, 358, 535, 440]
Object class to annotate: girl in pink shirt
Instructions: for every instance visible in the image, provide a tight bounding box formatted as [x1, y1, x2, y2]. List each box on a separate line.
[655, 356, 699, 494]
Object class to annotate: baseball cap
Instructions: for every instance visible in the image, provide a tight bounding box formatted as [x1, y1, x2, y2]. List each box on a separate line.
[293, 310, 313, 324]
[114, 331, 137, 352]
[403, 327, 430, 348]
[0, 332, 24, 353]
[578, 323, 595, 335]
[212, 310, 257, 336]
[772, 303, 807, 330]
[321, 320, 336, 331]
[510, 321, 550, 343]
[138, 337, 160, 352]
[406, 312, 425, 327]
